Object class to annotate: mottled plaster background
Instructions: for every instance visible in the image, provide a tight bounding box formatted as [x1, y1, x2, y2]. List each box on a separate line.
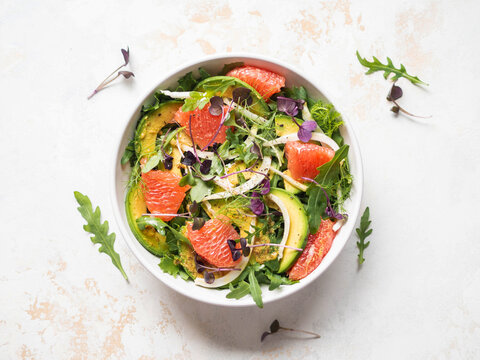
[1, 0, 479, 359]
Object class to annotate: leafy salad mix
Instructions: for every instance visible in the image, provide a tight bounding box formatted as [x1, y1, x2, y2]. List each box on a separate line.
[122, 63, 353, 307]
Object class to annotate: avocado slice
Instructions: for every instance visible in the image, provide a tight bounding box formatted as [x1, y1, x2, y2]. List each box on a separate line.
[275, 114, 303, 137]
[194, 76, 270, 117]
[135, 101, 182, 159]
[267, 188, 309, 273]
[125, 179, 168, 256]
[282, 169, 302, 195]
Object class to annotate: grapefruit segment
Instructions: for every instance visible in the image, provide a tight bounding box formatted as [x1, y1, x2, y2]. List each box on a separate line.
[285, 141, 335, 181]
[187, 215, 241, 268]
[174, 104, 230, 149]
[226, 65, 285, 99]
[141, 170, 191, 221]
[288, 219, 336, 280]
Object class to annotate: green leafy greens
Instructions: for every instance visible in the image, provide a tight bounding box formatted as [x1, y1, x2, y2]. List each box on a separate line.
[356, 207, 373, 264]
[356, 51, 428, 85]
[74, 191, 128, 280]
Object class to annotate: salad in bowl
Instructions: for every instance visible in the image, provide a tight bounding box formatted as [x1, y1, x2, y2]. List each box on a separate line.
[113, 55, 362, 307]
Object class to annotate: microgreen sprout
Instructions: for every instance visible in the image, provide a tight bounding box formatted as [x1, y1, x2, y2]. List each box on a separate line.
[192, 217, 206, 231]
[387, 83, 431, 118]
[208, 96, 224, 116]
[261, 319, 321, 342]
[194, 254, 241, 284]
[277, 96, 317, 141]
[249, 192, 265, 215]
[88, 47, 134, 99]
[232, 87, 253, 106]
[227, 237, 303, 261]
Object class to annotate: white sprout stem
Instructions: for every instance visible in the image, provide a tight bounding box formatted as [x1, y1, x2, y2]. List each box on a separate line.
[264, 132, 339, 151]
[224, 99, 268, 124]
[158, 90, 191, 99]
[269, 167, 308, 192]
[142, 213, 189, 218]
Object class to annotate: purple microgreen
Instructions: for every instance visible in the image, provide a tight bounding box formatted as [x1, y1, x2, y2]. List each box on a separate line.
[121, 47, 130, 66]
[194, 253, 241, 274]
[190, 166, 216, 182]
[297, 120, 317, 142]
[180, 151, 197, 166]
[250, 142, 262, 158]
[238, 238, 251, 256]
[163, 154, 173, 170]
[188, 201, 199, 216]
[387, 83, 403, 101]
[232, 87, 253, 106]
[227, 239, 242, 261]
[200, 159, 212, 175]
[87, 47, 134, 100]
[211, 142, 221, 151]
[235, 116, 247, 128]
[259, 177, 271, 195]
[201, 99, 234, 151]
[192, 217, 206, 231]
[250, 192, 265, 215]
[209, 96, 224, 116]
[302, 177, 346, 220]
[204, 271, 215, 284]
[118, 70, 134, 79]
[261, 319, 320, 342]
[386, 83, 431, 118]
[276, 96, 304, 117]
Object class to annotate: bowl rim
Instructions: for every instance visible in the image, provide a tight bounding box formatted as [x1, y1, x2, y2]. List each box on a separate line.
[110, 52, 363, 307]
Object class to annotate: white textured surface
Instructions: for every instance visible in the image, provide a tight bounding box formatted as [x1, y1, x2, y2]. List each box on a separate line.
[1, 0, 479, 359]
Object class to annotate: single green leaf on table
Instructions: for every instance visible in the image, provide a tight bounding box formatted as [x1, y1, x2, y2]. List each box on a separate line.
[356, 51, 428, 86]
[158, 255, 180, 277]
[74, 191, 128, 281]
[226, 281, 251, 299]
[356, 207, 373, 265]
[248, 268, 263, 308]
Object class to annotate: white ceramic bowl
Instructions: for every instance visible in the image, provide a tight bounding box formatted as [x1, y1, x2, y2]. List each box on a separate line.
[111, 54, 363, 307]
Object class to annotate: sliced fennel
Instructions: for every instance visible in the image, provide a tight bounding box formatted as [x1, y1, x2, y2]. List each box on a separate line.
[265, 193, 291, 261]
[269, 167, 308, 192]
[264, 132, 339, 151]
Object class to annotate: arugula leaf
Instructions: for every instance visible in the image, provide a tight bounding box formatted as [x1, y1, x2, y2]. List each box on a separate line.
[285, 86, 308, 102]
[306, 186, 327, 234]
[177, 71, 197, 91]
[74, 191, 128, 281]
[265, 270, 297, 291]
[220, 62, 244, 75]
[179, 172, 195, 187]
[356, 51, 428, 86]
[159, 255, 180, 277]
[142, 92, 174, 114]
[190, 178, 213, 202]
[136, 216, 190, 244]
[226, 281, 250, 299]
[248, 268, 263, 308]
[356, 207, 373, 264]
[182, 91, 211, 112]
[314, 145, 349, 187]
[142, 153, 162, 173]
[198, 67, 210, 81]
[121, 140, 135, 166]
[165, 230, 179, 253]
[310, 100, 344, 137]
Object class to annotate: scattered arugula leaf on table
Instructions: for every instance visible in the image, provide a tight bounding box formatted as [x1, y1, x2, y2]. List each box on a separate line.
[356, 51, 428, 85]
[74, 191, 128, 281]
[356, 207, 373, 265]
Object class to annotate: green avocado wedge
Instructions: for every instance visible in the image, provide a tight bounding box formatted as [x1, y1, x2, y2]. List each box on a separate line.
[134, 101, 182, 159]
[267, 188, 309, 273]
[125, 175, 168, 256]
[194, 76, 270, 117]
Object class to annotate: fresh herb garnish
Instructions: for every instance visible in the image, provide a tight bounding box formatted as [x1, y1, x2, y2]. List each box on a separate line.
[277, 96, 316, 142]
[356, 207, 372, 265]
[88, 47, 134, 99]
[261, 319, 321, 342]
[386, 83, 430, 118]
[310, 100, 344, 138]
[249, 192, 265, 215]
[356, 51, 428, 85]
[74, 191, 128, 280]
[121, 140, 136, 166]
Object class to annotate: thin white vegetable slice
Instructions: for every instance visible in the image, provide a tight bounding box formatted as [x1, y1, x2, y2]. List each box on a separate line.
[269, 167, 308, 192]
[264, 132, 339, 151]
[203, 156, 272, 200]
[266, 193, 291, 260]
[158, 90, 191, 99]
[194, 218, 256, 288]
[332, 219, 345, 232]
[224, 99, 268, 124]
